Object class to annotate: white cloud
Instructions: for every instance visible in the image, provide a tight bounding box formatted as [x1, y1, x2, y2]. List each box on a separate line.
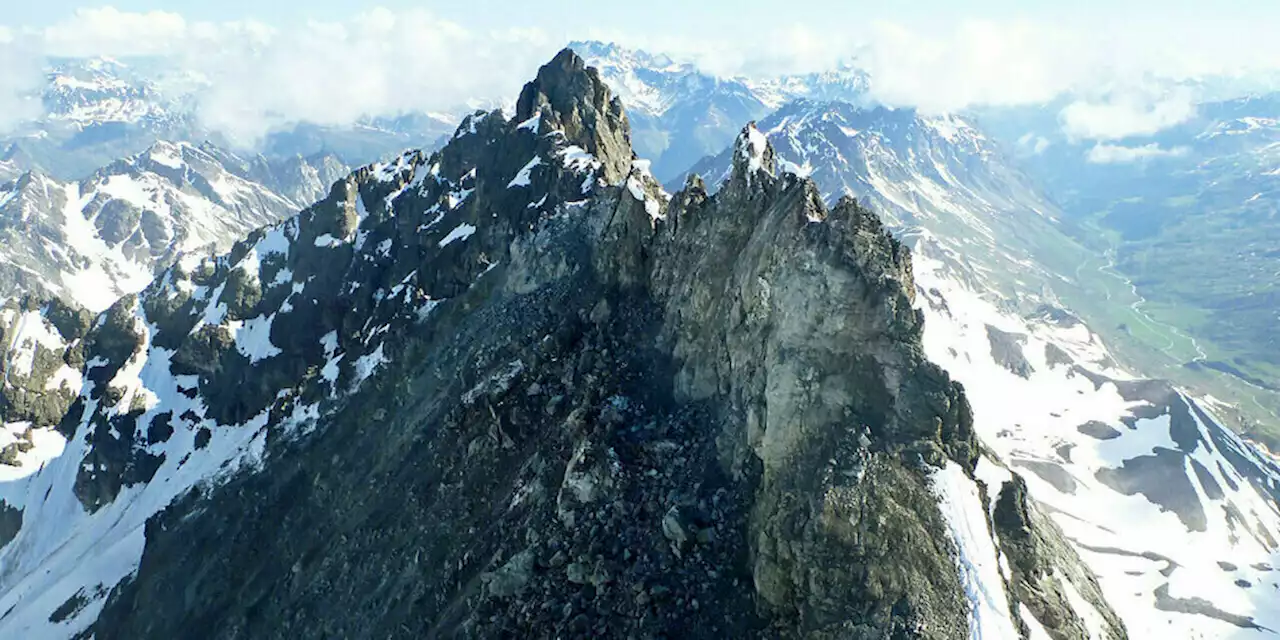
[1060, 90, 1197, 141]
[861, 19, 1096, 113]
[19, 7, 557, 143]
[3, 8, 1280, 143]
[40, 7, 189, 57]
[192, 9, 554, 143]
[1086, 142, 1190, 164]
[0, 40, 44, 134]
[1017, 133, 1052, 155]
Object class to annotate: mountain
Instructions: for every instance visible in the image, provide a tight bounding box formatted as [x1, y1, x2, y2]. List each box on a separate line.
[41, 57, 183, 129]
[0, 158, 19, 184]
[254, 117, 460, 171]
[197, 145, 349, 211]
[1, 57, 460, 183]
[569, 41, 868, 182]
[746, 63, 873, 109]
[975, 93, 1280, 450]
[0, 49, 1118, 638]
[0, 295, 90, 452]
[0, 58, 200, 180]
[568, 40, 776, 183]
[684, 100, 1280, 636]
[678, 101, 1074, 303]
[0, 140, 341, 312]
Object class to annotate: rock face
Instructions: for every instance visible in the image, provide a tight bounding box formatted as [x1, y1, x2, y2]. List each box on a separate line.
[0, 50, 1120, 639]
[0, 296, 90, 456]
[672, 94, 1280, 636]
[515, 51, 633, 185]
[992, 472, 1127, 639]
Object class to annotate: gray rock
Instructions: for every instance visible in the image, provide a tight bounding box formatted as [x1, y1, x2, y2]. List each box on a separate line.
[661, 506, 691, 548]
[566, 561, 590, 585]
[986, 324, 1035, 379]
[484, 549, 536, 599]
[992, 471, 1128, 639]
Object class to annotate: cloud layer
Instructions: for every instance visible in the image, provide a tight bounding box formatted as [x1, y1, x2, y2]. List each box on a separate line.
[1086, 143, 1190, 164]
[2, 7, 1280, 143]
[188, 9, 557, 142]
[2, 8, 559, 142]
[1061, 90, 1198, 141]
[0, 35, 43, 134]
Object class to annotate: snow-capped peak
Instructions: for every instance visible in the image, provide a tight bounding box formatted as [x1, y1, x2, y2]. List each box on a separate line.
[0, 140, 336, 313]
[732, 122, 775, 180]
[567, 40, 681, 74]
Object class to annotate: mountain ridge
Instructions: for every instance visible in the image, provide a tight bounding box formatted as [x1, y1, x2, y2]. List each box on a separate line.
[0, 48, 1118, 639]
[677, 94, 1280, 637]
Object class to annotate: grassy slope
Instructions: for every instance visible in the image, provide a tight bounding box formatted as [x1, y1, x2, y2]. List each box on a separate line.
[1048, 198, 1280, 449]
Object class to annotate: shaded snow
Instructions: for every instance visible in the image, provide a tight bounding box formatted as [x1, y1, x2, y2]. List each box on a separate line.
[508, 156, 542, 188]
[438, 223, 476, 248]
[352, 343, 388, 386]
[930, 461, 1021, 639]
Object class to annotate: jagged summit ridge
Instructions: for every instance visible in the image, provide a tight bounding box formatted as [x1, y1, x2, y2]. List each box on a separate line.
[0, 49, 1119, 639]
[516, 48, 634, 184]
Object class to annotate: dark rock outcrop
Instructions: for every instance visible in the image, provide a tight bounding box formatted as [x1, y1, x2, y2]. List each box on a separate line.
[0, 501, 20, 549]
[991, 473, 1127, 639]
[986, 325, 1035, 379]
[516, 49, 634, 185]
[0, 296, 90, 434]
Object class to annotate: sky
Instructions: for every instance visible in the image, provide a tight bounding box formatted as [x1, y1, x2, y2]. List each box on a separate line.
[2, 2, 1280, 143]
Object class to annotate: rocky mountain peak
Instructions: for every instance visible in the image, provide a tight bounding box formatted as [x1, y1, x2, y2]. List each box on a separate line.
[730, 121, 776, 185]
[0, 170, 60, 225]
[516, 48, 634, 183]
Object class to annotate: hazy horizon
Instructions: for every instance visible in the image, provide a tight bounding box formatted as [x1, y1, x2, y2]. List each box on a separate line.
[3, 3, 1279, 143]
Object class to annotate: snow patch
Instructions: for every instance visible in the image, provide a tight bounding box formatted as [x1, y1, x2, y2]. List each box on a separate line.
[234, 314, 282, 363]
[508, 156, 542, 188]
[517, 113, 541, 132]
[5, 310, 66, 378]
[930, 461, 1020, 639]
[737, 123, 770, 174]
[438, 223, 477, 248]
[1059, 571, 1109, 639]
[352, 343, 388, 386]
[313, 233, 343, 248]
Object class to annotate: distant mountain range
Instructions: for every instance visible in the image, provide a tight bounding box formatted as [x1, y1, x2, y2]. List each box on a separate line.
[0, 140, 345, 310]
[569, 40, 870, 180]
[0, 57, 460, 182]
